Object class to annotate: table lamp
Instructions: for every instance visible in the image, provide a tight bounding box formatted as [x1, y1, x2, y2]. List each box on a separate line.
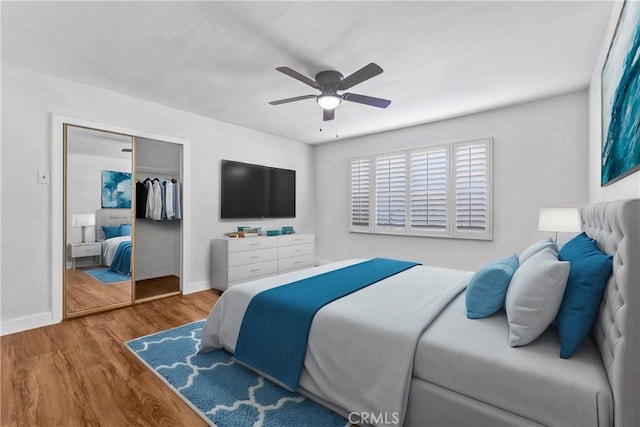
[72, 213, 96, 243]
[538, 208, 581, 243]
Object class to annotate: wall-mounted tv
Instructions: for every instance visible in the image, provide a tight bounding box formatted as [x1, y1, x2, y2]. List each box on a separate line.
[220, 160, 296, 219]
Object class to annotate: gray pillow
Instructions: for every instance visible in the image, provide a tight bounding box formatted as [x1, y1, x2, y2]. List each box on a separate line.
[519, 238, 558, 264]
[506, 247, 569, 347]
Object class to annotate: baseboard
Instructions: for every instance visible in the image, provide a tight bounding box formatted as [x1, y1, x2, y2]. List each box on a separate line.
[1, 311, 54, 336]
[183, 280, 211, 295]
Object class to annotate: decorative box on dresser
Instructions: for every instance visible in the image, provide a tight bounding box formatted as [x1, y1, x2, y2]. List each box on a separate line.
[211, 233, 315, 291]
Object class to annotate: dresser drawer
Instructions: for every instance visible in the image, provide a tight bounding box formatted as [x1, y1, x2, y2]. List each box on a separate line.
[278, 255, 315, 273]
[278, 234, 315, 247]
[228, 260, 278, 282]
[71, 243, 102, 257]
[228, 247, 278, 267]
[278, 243, 314, 259]
[228, 237, 278, 253]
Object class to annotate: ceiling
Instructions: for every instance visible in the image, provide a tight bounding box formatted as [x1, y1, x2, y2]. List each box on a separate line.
[67, 126, 132, 160]
[2, 1, 614, 144]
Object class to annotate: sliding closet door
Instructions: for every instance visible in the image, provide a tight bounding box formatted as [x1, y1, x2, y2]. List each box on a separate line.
[63, 125, 134, 318]
[134, 137, 183, 301]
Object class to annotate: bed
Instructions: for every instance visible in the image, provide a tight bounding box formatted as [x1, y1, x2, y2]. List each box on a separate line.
[96, 209, 132, 275]
[200, 198, 639, 426]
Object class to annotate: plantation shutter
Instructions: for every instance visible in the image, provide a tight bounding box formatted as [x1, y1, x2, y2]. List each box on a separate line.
[455, 141, 490, 236]
[375, 154, 406, 229]
[351, 159, 370, 227]
[410, 148, 448, 231]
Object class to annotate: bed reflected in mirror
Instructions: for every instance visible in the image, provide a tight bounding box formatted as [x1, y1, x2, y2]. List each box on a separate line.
[64, 125, 134, 318]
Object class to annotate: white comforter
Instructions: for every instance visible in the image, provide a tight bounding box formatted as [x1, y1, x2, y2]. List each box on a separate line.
[201, 259, 472, 426]
[101, 236, 131, 267]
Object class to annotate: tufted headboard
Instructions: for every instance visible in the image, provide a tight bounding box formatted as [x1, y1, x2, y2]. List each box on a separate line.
[95, 208, 131, 241]
[582, 199, 639, 427]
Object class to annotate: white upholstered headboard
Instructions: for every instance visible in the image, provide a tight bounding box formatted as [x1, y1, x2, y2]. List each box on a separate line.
[95, 208, 131, 241]
[582, 199, 639, 427]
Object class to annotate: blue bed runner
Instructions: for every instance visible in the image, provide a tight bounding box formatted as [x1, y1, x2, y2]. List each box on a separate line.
[233, 258, 420, 390]
[110, 241, 132, 275]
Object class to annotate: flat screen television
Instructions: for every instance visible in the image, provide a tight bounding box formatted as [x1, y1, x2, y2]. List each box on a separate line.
[220, 160, 296, 219]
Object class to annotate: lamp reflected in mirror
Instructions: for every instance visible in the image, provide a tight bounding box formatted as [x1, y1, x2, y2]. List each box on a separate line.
[72, 213, 96, 243]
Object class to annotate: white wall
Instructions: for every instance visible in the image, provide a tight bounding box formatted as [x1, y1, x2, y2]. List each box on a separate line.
[1, 62, 314, 331]
[314, 91, 589, 271]
[588, 2, 640, 202]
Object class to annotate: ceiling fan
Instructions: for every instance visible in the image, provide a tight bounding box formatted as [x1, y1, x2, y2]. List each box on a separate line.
[268, 63, 391, 121]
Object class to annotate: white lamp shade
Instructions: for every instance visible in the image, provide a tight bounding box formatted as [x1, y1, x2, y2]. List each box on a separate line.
[538, 208, 581, 232]
[72, 213, 96, 227]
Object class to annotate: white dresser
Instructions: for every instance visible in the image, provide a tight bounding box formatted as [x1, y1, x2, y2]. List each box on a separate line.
[211, 233, 315, 291]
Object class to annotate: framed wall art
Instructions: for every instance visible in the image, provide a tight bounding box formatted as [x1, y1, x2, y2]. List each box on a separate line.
[101, 170, 132, 208]
[601, 0, 640, 186]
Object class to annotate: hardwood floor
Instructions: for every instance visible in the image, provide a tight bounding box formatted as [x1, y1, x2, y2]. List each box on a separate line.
[2, 290, 220, 426]
[135, 275, 181, 301]
[65, 267, 131, 315]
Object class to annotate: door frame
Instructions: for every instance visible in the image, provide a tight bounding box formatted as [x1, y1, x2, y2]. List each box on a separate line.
[51, 114, 190, 323]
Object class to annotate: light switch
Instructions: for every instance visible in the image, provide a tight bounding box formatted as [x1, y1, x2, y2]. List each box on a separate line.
[37, 169, 50, 184]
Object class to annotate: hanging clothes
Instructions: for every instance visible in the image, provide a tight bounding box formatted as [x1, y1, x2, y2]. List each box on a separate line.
[136, 180, 148, 219]
[151, 179, 163, 220]
[165, 180, 175, 220]
[145, 178, 154, 219]
[173, 179, 181, 220]
[139, 177, 182, 221]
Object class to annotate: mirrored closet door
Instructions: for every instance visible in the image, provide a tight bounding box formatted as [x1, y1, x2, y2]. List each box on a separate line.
[64, 125, 134, 318]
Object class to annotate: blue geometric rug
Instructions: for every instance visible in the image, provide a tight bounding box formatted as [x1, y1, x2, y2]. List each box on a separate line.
[126, 321, 348, 427]
[84, 268, 130, 284]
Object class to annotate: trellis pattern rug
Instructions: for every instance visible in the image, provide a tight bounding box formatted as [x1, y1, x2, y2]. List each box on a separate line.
[126, 320, 349, 427]
[84, 268, 130, 284]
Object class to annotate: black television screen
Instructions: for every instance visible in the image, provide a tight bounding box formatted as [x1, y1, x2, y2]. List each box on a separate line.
[221, 160, 296, 219]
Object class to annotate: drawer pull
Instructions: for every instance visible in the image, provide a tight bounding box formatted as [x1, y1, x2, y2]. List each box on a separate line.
[250, 243, 260, 247]
[294, 261, 301, 264]
[250, 269, 260, 272]
[250, 256, 260, 259]
[294, 249, 302, 253]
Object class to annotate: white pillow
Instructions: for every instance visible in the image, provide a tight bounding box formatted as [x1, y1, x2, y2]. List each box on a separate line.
[505, 247, 569, 347]
[519, 238, 558, 264]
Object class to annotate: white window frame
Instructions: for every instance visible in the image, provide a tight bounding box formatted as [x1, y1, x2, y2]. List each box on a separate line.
[349, 137, 493, 240]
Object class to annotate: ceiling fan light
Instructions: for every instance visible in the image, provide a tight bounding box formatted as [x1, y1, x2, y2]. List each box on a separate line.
[317, 95, 341, 110]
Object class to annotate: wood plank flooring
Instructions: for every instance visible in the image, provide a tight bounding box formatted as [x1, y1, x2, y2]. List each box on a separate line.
[65, 267, 131, 315]
[2, 290, 220, 427]
[135, 275, 181, 301]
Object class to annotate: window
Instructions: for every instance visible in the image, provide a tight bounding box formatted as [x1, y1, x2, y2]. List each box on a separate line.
[350, 138, 492, 240]
[350, 159, 370, 228]
[375, 154, 406, 229]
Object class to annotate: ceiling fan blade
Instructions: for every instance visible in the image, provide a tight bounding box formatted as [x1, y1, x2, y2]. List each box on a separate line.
[275, 67, 320, 89]
[268, 94, 316, 105]
[338, 63, 383, 90]
[323, 108, 335, 121]
[342, 93, 391, 108]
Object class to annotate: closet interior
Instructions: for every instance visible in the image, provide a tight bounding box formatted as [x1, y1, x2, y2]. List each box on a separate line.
[134, 137, 183, 301]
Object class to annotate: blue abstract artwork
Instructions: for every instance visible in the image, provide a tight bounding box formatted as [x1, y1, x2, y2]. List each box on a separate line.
[101, 170, 132, 208]
[601, 1, 640, 186]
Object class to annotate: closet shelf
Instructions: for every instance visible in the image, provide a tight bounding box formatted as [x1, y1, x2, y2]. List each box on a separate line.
[137, 166, 180, 176]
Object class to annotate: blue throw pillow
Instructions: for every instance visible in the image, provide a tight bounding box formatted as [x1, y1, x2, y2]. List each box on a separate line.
[557, 233, 613, 358]
[466, 254, 519, 319]
[119, 223, 131, 236]
[102, 225, 121, 239]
